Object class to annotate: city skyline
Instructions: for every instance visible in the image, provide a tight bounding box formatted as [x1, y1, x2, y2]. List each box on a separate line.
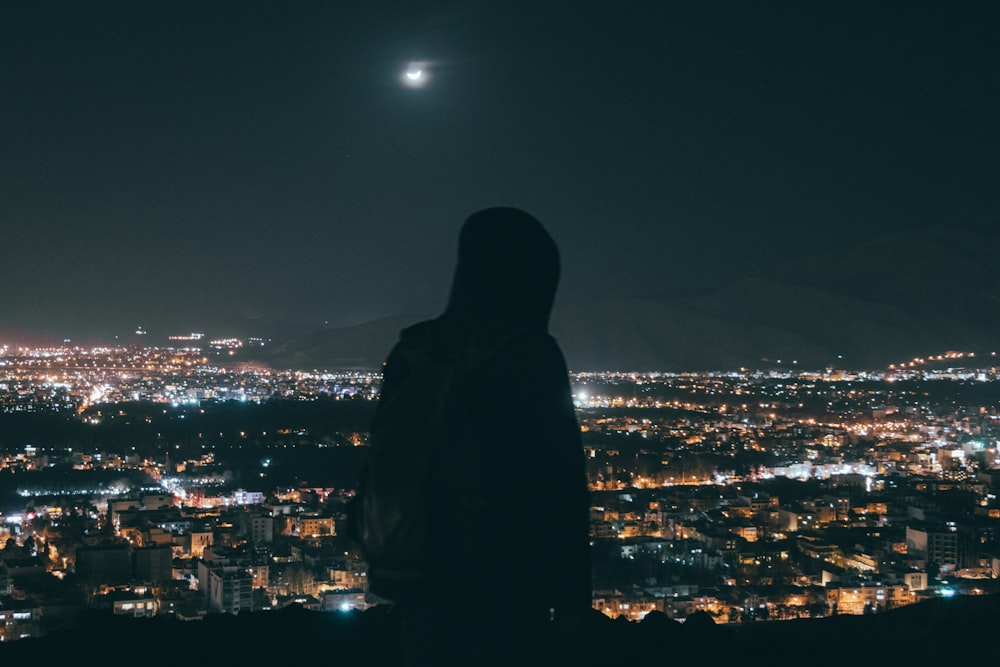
[1, 341, 999, 649]
[3, 1, 998, 345]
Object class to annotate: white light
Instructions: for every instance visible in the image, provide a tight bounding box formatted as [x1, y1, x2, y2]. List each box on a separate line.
[401, 61, 430, 88]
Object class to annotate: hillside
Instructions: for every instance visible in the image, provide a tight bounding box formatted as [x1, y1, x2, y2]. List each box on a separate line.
[242, 225, 1000, 373]
[1, 594, 996, 666]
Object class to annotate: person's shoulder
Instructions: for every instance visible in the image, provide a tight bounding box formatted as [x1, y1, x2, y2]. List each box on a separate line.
[489, 328, 566, 369]
[381, 319, 436, 373]
[511, 328, 561, 353]
[393, 319, 459, 360]
[398, 319, 436, 345]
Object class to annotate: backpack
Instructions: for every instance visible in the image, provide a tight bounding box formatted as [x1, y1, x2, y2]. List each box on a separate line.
[348, 322, 519, 600]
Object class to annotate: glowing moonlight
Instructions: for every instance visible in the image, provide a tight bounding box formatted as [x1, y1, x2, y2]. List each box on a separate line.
[401, 62, 429, 88]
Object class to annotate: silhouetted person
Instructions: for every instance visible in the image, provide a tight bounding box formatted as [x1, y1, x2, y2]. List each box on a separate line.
[374, 207, 591, 666]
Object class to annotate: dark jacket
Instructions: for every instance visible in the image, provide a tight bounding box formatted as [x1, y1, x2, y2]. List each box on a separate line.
[376, 207, 591, 619]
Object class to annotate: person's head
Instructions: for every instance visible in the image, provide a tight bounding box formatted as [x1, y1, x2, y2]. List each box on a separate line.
[444, 207, 560, 330]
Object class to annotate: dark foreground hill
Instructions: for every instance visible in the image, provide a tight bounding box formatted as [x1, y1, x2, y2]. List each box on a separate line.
[2, 594, 996, 666]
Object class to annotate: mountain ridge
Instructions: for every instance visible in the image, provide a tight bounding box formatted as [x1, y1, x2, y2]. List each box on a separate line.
[246, 225, 1000, 372]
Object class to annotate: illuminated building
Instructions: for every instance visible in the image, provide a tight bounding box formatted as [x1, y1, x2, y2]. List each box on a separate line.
[198, 558, 252, 615]
[906, 523, 959, 571]
[0, 602, 41, 642]
[826, 583, 913, 614]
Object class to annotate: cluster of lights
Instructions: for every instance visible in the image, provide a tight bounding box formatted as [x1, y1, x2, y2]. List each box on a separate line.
[888, 349, 996, 370]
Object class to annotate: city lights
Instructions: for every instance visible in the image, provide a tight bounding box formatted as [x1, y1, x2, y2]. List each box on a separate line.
[1, 341, 998, 642]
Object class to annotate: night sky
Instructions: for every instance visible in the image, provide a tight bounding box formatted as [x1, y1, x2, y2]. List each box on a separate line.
[2, 1, 998, 343]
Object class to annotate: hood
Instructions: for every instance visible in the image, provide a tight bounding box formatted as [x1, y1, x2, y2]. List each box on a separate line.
[443, 207, 560, 331]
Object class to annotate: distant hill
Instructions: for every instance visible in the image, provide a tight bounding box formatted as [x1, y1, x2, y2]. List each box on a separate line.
[248, 313, 423, 372]
[242, 224, 1000, 372]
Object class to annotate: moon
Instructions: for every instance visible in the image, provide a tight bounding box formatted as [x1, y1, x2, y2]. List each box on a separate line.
[401, 61, 429, 88]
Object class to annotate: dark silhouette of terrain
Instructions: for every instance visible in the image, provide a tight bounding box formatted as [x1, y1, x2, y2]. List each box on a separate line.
[248, 223, 1000, 372]
[0, 594, 995, 665]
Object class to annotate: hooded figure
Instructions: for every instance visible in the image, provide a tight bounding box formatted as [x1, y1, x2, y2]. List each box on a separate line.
[443, 206, 561, 331]
[375, 207, 591, 666]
